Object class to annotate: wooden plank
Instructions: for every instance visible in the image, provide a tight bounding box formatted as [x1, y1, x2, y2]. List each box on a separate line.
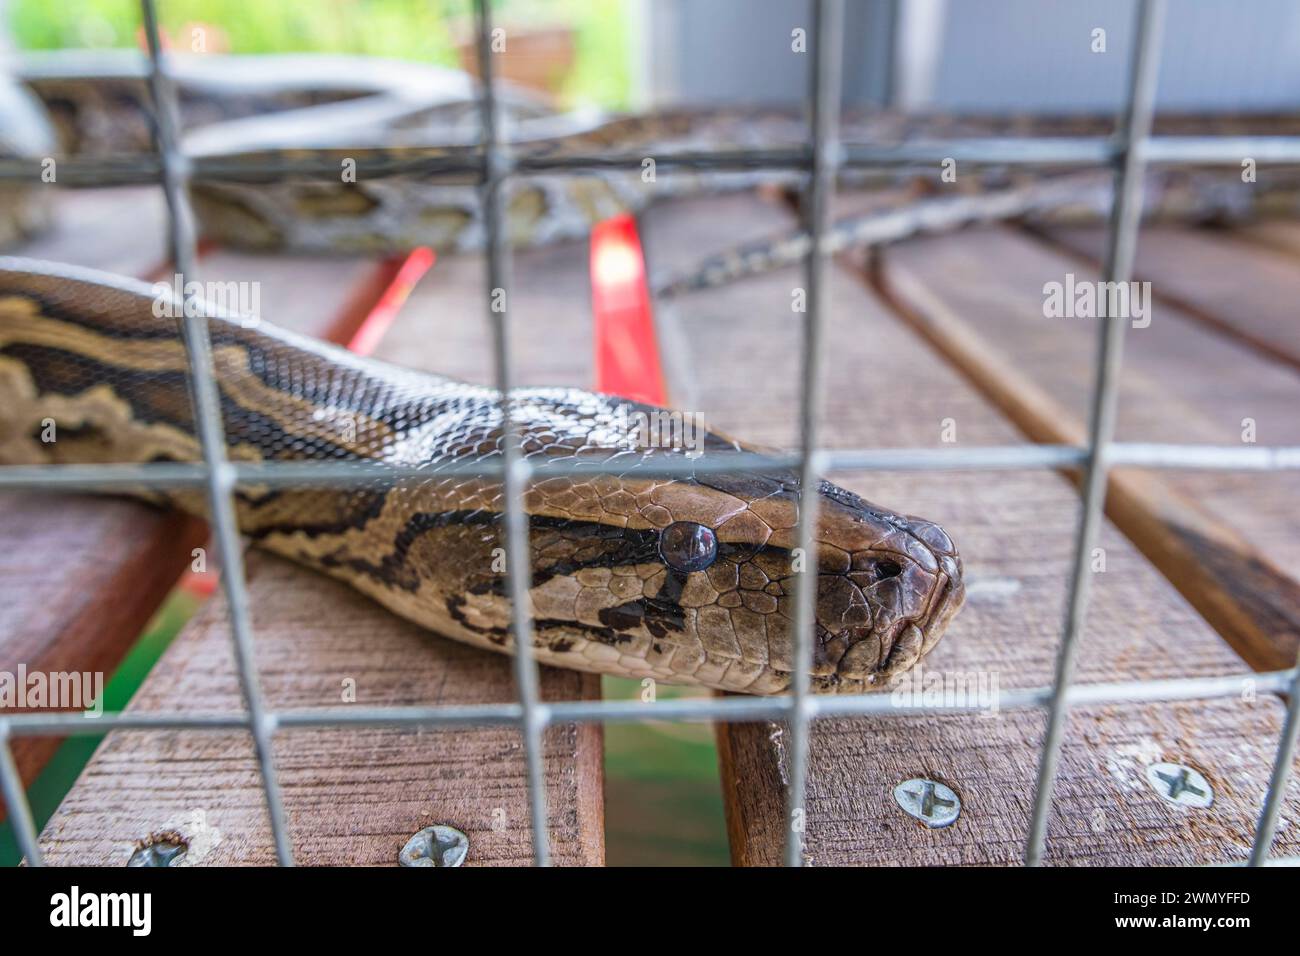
[37, 550, 603, 866]
[1, 187, 200, 799]
[879, 224, 1300, 672]
[0, 502, 205, 783]
[1038, 223, 1300, 372]
[640, 192, 1300, 865]
[35, 236, 606, 866]
[1236, 221, 1300, 261]
[196, 251, 382, 340]
[370, 238, 597, 389]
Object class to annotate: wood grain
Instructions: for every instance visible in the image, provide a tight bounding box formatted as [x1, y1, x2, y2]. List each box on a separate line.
[879, 224, 1300, 671]
[1236, 221, 1300, 260]
[32, 233, 606, 866]
[37, 550, 603, 866]
[642, 192, 1300, 865]
[1039, 223, 1300, 372]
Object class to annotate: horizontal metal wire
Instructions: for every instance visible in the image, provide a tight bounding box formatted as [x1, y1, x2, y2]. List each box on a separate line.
[849, 135, 1300, 166]
[3, 134, 1300, 187]
[1107, 442, 1300, 469]
[1, 666, 1291, 737]
[0, 443, 1295, 494]
[1142, 135, 1300, 164]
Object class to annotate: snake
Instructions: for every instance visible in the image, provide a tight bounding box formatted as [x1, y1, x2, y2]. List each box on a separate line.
[6, 50, 1300, 272]
[2, 51, 1298, 692]
[0, 257, 963, 694]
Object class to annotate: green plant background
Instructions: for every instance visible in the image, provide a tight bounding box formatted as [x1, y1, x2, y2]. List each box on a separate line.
[8, 0, 632, 108]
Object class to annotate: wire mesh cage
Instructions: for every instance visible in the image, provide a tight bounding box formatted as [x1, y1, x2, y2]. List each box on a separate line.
[0, 0, 1298, 867]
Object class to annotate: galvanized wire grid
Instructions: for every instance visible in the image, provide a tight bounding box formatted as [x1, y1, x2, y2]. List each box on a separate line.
[2, 0, 1300, 867]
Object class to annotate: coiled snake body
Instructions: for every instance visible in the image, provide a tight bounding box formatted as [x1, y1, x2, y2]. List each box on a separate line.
[6, 51, 1299, 272]
[0, 258, 965, 694]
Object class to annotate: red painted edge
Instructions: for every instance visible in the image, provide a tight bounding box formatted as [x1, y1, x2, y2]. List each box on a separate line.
[589, 214, 665, 405]
[345, 247, 436, 356]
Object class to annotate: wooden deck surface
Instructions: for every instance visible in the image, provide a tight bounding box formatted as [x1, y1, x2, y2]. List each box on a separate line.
[881, 224, 1300, 671]
[1040, 224, 1300, 372]
[643, 191, 1300, 866]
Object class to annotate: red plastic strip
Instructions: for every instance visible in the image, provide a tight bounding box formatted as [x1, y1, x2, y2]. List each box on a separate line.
[344, 246, 436, 356]
[589, 214, 666, 405]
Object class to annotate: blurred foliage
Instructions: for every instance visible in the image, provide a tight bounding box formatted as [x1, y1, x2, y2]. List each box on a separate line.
[601, 676, 730, 866]
[7, 0, 631, 108]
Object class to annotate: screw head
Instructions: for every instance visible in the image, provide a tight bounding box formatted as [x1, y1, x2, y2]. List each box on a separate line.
[399, 825, 469, 867]
[1145, 762, 1213, 809]
[893, 778, 961, 828]
[127, 833, 188, 867]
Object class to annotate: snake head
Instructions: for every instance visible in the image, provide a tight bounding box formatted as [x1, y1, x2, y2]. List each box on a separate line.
[635, 470, 964, 694]
[522, 403, 964, 695]
[454, 391, 964, 696]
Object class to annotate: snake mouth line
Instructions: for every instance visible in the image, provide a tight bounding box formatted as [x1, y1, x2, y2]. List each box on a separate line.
[929, 571, 966, 640]
[821, 561, 965, 690]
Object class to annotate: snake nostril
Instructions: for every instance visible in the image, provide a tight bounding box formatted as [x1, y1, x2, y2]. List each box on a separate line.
[875, 559, 903, 580]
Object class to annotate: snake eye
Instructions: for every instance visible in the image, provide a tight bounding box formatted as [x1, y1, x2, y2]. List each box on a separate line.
[658, 521, 718, 573]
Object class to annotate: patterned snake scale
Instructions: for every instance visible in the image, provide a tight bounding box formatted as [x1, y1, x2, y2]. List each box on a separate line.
[0, 258, 964, 694]
[7, 51, 1300, 269]
[4, 52, 1297, 693]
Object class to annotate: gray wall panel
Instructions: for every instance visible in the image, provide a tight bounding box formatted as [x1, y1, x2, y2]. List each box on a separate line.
[648, 0, 1300, 112]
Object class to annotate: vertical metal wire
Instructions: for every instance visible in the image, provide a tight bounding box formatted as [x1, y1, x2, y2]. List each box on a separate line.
[1024, 0, 1166, 867]
[473, 0, 550, 867]
[1249, 663, 1300, 862]
[784, 0, 844, 868]
[139, 0, 294, 866]
[0, 729, 43, 865]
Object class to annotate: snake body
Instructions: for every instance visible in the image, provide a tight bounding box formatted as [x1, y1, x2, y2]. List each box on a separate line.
[8, 51, 1300, 271]
[0, 258, 964, 694]
[4, 52, 1298, 692]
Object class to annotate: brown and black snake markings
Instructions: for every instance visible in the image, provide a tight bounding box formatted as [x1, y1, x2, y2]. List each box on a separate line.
[7, 51, 1300, 272]
[6, 53, 1296, 694]
[0, 258, 963, 694]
